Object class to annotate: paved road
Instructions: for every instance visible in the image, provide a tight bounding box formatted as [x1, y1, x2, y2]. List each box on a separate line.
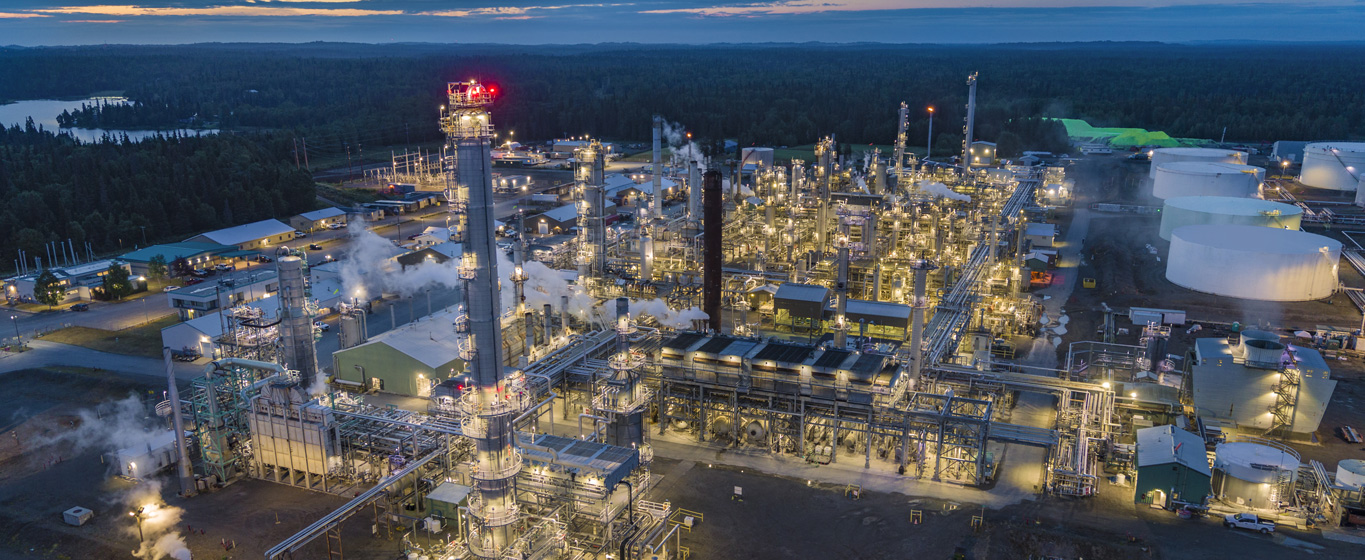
[0, 340, 203, 381]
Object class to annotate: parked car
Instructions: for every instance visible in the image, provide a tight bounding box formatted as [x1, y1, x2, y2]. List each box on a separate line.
[256, 255, 274, 263]
[184, 278, 204, 286]
[163, 286, 180, 292]
[327, 223, 344, 230]
[314, 321, 330, 332]
[1224, 513, 1275, 534]
[190, 269, 208, 278]
[70, 303, 89, 312]
[309, 243, 323, 251]
[294, 230, 308, 238]
[214, 263, 233, 272]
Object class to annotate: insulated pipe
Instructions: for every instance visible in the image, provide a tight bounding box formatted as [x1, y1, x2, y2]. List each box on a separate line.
[578, 413, 609, 441]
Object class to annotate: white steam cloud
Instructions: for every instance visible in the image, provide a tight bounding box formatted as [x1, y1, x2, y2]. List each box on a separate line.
[339, 223, 461, 300]
[50, 396, 191, 559]
[915, 181, 971, 202]
[125, 480, 190, 560]
[661, 119, 708, 171]
[629, 298, 709, 330]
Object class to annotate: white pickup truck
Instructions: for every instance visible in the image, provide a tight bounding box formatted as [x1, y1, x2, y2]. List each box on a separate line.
[1224, 513, 1275, 534]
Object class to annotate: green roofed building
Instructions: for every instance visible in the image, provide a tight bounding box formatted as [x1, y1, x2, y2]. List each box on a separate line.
[1134, 425, 1211, 508]
[120, 242, 235, 276]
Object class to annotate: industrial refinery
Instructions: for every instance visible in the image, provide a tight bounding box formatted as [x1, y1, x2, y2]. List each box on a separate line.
[14, 72, 1365, 560]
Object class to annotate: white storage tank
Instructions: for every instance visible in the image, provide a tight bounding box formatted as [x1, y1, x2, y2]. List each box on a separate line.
[1151, 162, 1264, 199]
[1299, 142, 1365, 191]
[1214, 441, 1299, 509]
[1166, 224, 1340, 301]
[741, 147, 775, 169]
[1159, 197, 1302, 240]
[1149, 147, 1247, 178]
[1336, 459, 1365, 490]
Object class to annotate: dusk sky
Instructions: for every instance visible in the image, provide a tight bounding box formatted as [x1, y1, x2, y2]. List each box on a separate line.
[1, 1, 1363, 45]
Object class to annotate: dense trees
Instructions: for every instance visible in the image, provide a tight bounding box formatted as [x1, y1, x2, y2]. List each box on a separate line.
[3, 43, 1361, 159]
[0, 123, 315, 262]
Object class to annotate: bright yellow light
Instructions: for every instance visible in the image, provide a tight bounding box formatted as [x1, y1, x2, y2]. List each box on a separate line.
[1129, 391, 1137, 398]
[1101, 381, 1111, 389]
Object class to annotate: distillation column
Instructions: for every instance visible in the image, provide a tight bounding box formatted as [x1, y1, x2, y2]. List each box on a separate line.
[908, 259, 938, 382]
[440, 80, 522, 558]
[512, 211, 530, 367]
[277, 255, 319, 392]
[833, 238, 850, 349]
[605, 298, 649, 451]
[894, 102, 908, 188]
[815, 138, 834, 252]
[962, 72, 978, 170]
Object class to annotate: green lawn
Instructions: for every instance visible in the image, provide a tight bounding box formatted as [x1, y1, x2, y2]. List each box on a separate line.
[38, 315, 180, 358]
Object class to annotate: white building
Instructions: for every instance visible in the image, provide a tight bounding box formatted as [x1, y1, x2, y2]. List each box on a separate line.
[187, 219, 295, 251]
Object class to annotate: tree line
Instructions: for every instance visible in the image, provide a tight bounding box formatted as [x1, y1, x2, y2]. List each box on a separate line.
[0, 122, 315, 271]
[3, 43, 1361, 160]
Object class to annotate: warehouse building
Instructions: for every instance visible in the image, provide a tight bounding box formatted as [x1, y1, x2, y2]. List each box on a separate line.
[187, 219, 295, 251]
[290, 207, 347, 232]
[1134, 425, 1212, 507]
[332, 308, 466, 396]
[120, 242, 234, 276]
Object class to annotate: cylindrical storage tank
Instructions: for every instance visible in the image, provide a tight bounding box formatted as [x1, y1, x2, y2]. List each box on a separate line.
[1166, 225, 1341, 301]
[1299, 142, 1365, 191]
[1214, 441, 1299, 509]
[1336, 459, 1365, 490]
[1151, 162, 1264, 199]
[1149, 148, 1247, 178]
[1159, 197, 1302, 240]
[742, 147, 775, 169]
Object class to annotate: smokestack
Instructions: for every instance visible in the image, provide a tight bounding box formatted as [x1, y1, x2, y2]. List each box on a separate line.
[164, 348, 195, 497]
[616, 297, 630, 353]
[543, 303, 554, 345]
[652, 116, 663, 219]
[688, 159, 701, 224]
[640, 232, 653, 281]
[703, 170, 723, 332]
[525, 311, 537, 350]
[560, 295, 570, 335]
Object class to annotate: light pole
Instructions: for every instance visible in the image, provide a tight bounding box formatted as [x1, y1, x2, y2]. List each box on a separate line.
[129, 505, 145, 544]
[926, 107, 935, 161]
[9, 315, 19, 346]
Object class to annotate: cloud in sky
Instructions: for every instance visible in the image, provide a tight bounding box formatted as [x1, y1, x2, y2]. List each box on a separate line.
[0, 1, 1363, 44]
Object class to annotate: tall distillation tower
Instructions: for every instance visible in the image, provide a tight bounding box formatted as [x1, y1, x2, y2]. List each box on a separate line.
[439, 80, 523, 558]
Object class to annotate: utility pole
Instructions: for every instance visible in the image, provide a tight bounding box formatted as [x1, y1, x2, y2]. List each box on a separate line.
[302, 137, 310, 171]
[293, 138, 300, 169]
[927, 106, 935, 161]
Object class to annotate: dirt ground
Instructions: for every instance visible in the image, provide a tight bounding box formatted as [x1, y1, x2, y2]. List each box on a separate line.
[649, 455, 1363, 560]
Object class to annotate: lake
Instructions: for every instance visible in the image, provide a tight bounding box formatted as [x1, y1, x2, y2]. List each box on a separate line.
[0, 97, 217, 143]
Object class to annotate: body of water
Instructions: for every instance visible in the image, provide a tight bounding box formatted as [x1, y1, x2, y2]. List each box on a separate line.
[0, 98, 217, 143]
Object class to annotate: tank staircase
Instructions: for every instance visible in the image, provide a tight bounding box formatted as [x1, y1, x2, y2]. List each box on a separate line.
[1264, 362, 1302, 438]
